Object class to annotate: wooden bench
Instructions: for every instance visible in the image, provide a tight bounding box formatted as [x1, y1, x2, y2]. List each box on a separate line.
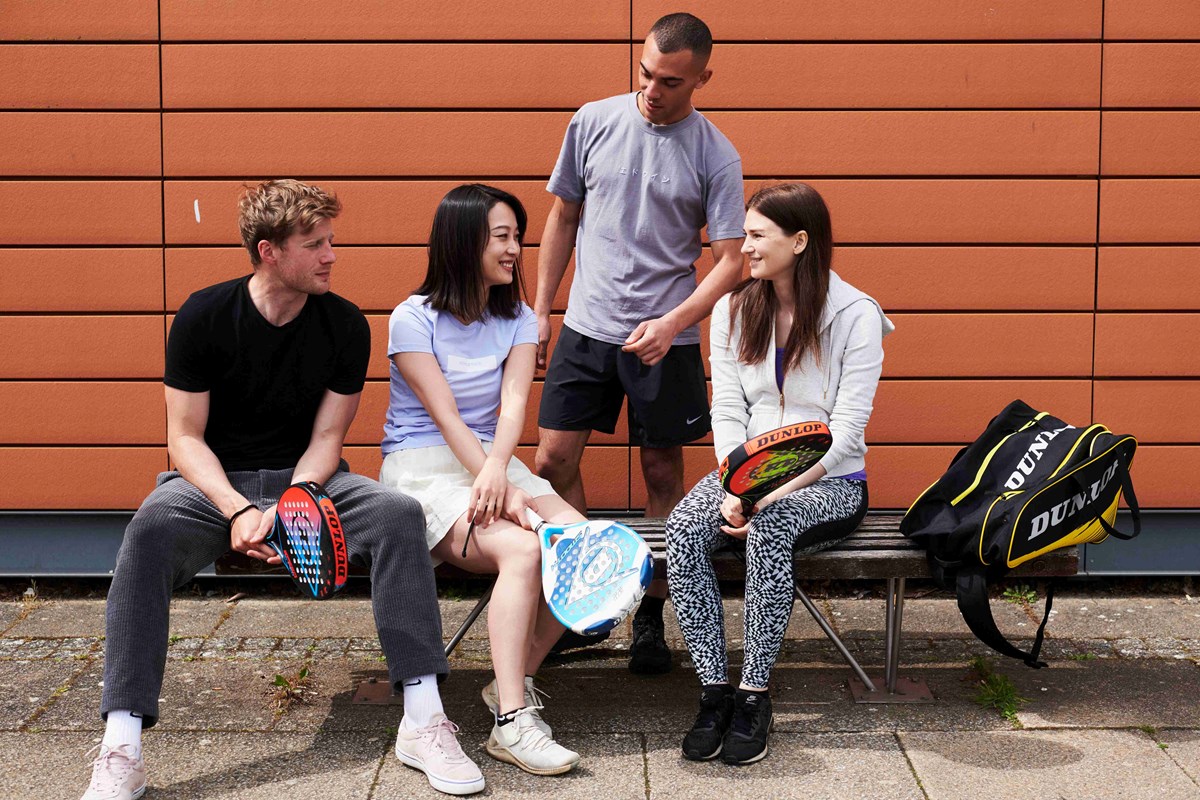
[218, 512, 1077, 703]
[439, 512, 1078, 704]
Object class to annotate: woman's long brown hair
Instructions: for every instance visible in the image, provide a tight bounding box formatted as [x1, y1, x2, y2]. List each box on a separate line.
[730, 183, 833, 372]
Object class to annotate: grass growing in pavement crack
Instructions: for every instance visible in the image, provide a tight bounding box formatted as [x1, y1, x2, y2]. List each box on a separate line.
[968, 656, 1027, 727]
[1000, 584, 1038, 605]
[269, 666, 315, 715]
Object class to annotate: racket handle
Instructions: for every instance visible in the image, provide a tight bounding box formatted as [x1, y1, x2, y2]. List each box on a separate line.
[525, 507, 546, 531]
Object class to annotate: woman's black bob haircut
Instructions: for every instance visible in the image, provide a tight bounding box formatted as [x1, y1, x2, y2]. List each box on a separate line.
[416, 183, 528, 321]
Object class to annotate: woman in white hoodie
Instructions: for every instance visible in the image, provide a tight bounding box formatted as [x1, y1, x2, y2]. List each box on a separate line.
[666, 182, 893, 766]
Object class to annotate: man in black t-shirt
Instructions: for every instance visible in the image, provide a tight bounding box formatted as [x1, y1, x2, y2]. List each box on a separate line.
[81, 181, 486, 800]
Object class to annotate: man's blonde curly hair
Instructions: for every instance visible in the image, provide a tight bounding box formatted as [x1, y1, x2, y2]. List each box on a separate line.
[238, 179, 342, 266]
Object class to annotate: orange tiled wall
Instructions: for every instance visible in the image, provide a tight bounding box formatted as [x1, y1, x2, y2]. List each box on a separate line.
[2, 0, 1198, 510]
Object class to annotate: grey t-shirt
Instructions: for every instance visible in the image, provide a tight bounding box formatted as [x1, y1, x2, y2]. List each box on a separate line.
[547, 92, 744, 346]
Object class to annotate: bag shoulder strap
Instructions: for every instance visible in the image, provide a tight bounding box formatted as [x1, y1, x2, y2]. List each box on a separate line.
[956, 569, 1054, 669]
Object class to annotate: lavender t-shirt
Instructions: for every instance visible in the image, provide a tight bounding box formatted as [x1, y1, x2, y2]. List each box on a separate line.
[382, 295, 538, 453]
[548, 92, 744, 346]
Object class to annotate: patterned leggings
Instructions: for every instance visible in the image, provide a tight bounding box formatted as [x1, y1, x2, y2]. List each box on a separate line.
[666, 471, 868, 688]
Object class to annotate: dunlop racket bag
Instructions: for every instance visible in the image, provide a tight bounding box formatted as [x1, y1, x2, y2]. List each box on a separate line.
[900, 400, 1140, 668]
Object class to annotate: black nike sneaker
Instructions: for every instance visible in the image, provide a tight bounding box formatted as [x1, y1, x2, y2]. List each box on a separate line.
[681, 684, 735, 761]
[721, 688, 773, 765]
[629, 613, 672, 674]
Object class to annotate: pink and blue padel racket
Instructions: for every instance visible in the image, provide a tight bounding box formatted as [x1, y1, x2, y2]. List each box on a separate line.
[268, 481, 348, 600]
[526, 508, 653, 636]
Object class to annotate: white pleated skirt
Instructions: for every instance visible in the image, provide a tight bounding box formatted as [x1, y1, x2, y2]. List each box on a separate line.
[379, 441, 557, 556]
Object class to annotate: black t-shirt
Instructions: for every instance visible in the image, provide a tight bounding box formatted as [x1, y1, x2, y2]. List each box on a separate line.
[164, 276, 371, 472]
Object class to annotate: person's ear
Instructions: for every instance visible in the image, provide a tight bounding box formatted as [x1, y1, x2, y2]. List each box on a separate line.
[793, 230, 809, 256]
[695, 68, 713, 90]
[257, 239, 276, 266]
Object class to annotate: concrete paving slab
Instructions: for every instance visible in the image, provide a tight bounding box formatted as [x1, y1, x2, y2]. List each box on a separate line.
[1157, 729, 1200, 784]
[1045, 597, 1200, 640]
[8, 600, 106, 638]
[0, 732, 100, 799]
[1011, 660, 1200, 729]
[645, 732, 924, 799]
[0, 659, 81, 730]
[374, 732, 644, 799]
[146, 731, 383, 799]
[828, 597, 1035, 640]
[0, 601, 23, 634]
[165, 598, 236, 637]
[35, 655, 308, 732]
[217, 598, 379, 638]
[902, 728, 1200, 799]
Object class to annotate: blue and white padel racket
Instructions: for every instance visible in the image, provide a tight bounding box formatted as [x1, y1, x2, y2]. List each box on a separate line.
[268, 481, 349, 600]
[527, 508, 654, 636]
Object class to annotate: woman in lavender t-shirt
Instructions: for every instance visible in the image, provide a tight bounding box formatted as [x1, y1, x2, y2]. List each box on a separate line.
[380, 184, 585, 779]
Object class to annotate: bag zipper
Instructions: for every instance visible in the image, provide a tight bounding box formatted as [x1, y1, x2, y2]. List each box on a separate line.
[950, 413, 1048, 506]
[977, 490, 1023, 566]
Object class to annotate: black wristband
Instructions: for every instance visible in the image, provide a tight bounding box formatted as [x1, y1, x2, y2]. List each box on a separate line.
[228, 503, 259, 529]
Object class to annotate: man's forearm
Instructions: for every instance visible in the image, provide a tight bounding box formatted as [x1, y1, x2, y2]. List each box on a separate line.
[662, 249, 745, 332]
[535, 210, 578, 316]
[291, 434, 345, 486]
[169, 436, 249, 518]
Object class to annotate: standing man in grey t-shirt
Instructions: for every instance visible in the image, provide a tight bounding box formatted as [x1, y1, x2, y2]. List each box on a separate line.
[534, 13, 746, 674]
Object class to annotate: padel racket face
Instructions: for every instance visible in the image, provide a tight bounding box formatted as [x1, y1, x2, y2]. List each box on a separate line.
[527, 509, 653, 635]
[268, 481, 348, 600]
[719, 421, 832, 505]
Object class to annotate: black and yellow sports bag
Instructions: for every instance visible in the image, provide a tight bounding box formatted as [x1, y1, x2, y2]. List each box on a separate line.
[900, 399, 1140, 668]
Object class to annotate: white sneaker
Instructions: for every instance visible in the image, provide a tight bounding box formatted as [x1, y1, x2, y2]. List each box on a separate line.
[481, 676, 552, 736]
[486, 707, 580, 776]
[394, 714, 486, 796]
[80, 744, 147, 800]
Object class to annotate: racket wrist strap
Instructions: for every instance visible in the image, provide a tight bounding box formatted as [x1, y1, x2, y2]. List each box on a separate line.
[228, 502, 259, 529]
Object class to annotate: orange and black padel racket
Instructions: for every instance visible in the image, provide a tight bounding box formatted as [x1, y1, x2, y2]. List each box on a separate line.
[267, 481, 348, 599]
[719, 421, 833, 514]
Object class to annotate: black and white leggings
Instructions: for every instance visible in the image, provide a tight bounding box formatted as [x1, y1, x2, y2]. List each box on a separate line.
[666, 471, 868, 688]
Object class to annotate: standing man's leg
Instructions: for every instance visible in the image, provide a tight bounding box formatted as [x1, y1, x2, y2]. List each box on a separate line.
[624, 342, 711, 675]
[534, 428, 592, 513]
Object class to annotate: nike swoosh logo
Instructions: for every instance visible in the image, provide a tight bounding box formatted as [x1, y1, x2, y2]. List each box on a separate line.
[403, 679, 422, 687]
[686, 415, 704, 425]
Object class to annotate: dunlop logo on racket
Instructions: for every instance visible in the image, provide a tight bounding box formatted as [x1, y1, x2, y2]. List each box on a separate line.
[719, 421, 833, 510]
[268, 481, 349, 600]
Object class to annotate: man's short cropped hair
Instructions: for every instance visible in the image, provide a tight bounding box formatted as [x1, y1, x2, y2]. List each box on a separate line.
[649, 12, 713, 62]
[238, 179, 343, 266]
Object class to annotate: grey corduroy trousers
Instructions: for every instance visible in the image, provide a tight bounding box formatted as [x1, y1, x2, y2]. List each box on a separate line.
[100, 465, 447, 727]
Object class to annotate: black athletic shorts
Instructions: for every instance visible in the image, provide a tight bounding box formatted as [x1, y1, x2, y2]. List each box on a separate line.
[538, 324, 711, 448]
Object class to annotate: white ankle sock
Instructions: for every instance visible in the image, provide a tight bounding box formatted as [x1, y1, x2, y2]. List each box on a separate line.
[400, 674, 443, 729]
[102, 710, 143, 757]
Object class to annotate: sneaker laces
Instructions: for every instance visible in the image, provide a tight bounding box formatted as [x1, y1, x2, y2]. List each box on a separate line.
[85, 744, 137, 792]
[693, 690, 729, 730]
[525, 681, 550, 709]
[731, 695, 764, 737]
[422, 718, 470, 764]
[512, 708, 558, 752]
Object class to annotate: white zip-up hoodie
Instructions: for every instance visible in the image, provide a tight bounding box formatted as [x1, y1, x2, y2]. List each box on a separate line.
[710, 271, 895, 477]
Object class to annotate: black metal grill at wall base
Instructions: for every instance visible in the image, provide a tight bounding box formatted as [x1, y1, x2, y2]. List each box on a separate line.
[900, 399, 1141, 668]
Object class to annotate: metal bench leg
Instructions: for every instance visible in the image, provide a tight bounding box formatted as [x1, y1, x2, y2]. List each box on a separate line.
[444, 583, 494, 657]
[354, 583, 494, 705]
[849, 577, 934, 704]
[794, 580, 878, 694]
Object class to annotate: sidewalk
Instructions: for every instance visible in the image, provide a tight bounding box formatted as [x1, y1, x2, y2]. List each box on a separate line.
[3, 585, 1200, 799]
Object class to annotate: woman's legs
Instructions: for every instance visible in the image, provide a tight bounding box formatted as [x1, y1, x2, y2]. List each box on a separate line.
[521, 495, 585, 675]
[665, 471, 732, 686]
[740, 479, 867, 690]
[434, 514, 541, 714]
[432, 494, 585, 714]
